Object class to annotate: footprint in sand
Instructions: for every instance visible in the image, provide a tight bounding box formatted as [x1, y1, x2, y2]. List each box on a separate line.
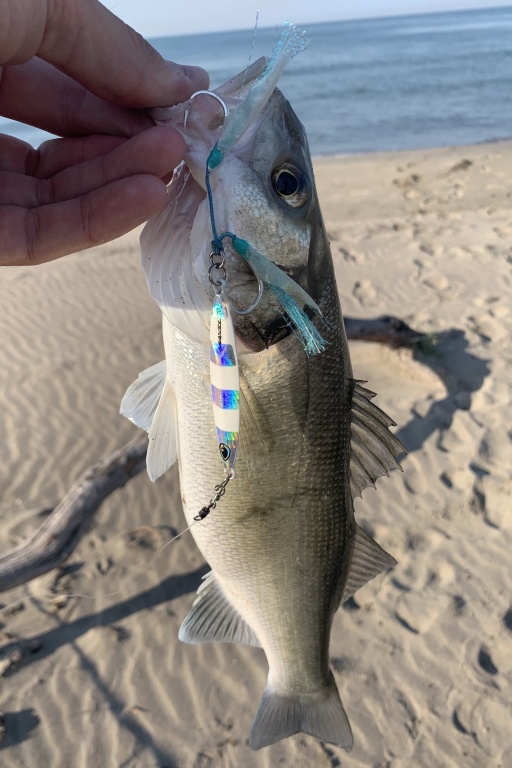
[394, 591, 450, 634]
[468, 313, 508, 343]
[471, 698, 511, 756]
[481, 475, 512, 529]
[477, 644, 498, 676]
[352, 278, 378, 306]
[192, 753, 214, 768]
[422, 273, 449, 291]
[338, 245, 363, 263]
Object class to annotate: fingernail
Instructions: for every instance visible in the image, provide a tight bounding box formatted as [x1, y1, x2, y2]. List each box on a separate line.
[183, 65, 210, 90]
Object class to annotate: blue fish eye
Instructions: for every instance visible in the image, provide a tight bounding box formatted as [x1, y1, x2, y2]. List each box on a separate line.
[275, 170, 298, 196]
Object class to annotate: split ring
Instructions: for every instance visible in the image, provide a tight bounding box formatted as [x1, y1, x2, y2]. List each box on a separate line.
[184, 90, 229, 129]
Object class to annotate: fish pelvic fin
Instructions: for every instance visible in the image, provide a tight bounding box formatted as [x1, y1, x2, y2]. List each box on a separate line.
[350, 380, 406, 500]
[120, 361, 177, 482]
[249, 671, 353, 751]
[146, 379, 178, 482]
[341, 524, 397, 604]
[179, 571, 260, 647]
[120, 360, 167, 432]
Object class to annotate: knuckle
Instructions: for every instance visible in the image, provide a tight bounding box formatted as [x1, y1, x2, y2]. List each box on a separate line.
[24, 209, 43, 265]
[79, 194, 98, 247]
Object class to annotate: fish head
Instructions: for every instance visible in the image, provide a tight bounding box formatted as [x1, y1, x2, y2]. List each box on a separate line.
[208, 87, 331, 351]
[143, 54, 331, 352]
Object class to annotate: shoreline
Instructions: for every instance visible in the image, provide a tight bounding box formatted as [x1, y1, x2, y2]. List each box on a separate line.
[311, 135, 512, 161]
[2, 111, 512, 163]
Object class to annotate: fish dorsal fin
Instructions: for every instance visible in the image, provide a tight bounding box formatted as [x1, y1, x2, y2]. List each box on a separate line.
[350, 380, 406, 500]
[341, 525, 397, 604]
[179, 572, 260, 647]
[120, 360, 166, 432]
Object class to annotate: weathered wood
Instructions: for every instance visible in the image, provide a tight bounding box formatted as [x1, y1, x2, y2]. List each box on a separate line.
[0, 435, 147, 593]
[0, 314, 432, 595]
[344, 315, 428, 349]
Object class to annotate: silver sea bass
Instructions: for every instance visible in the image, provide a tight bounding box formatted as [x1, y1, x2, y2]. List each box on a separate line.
[121, 26, 405, 751]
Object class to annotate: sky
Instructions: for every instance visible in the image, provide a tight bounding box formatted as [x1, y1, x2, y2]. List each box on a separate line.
[108, 0, 512, 37]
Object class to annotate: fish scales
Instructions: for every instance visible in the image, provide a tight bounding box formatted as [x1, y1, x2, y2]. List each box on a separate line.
[121, 28, 405, 752]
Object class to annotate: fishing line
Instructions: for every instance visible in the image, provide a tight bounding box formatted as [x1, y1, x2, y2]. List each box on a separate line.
[235, 10, 260, 109]
[46, 518, 205, 603]
[194, 25, 324, 524]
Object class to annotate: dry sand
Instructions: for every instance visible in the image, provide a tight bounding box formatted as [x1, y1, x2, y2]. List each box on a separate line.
[0, 142, 511, 767]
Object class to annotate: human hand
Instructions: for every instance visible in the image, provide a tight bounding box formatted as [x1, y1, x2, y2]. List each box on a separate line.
[0, 0, 209, 266]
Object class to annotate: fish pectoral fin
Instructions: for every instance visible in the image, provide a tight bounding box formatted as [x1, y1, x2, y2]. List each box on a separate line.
[249, 671, 353, 751]
[120, 360, 167, 432]
[178, 571, 260, 647]
[239, 373, 271, 457]
[341, 524, 397, 604]
[146, 379, 178, 482]
[350, 380, 406, 500]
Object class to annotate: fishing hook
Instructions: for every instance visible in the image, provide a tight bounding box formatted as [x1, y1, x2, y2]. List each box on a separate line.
[212, 231, 265, 315]
[226, 278, 264, 316]
[184, 90, 229, 129]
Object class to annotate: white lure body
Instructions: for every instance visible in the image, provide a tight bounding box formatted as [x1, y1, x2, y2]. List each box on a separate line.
[209, 292, 240, 474]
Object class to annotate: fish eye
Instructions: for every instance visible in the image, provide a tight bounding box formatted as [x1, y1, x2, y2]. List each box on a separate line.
[275, 170, 298, 196]
[219, 443, 231, 461]
[271, 164, 309, 208]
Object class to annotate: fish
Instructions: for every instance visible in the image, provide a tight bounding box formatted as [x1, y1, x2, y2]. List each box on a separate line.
[121, 25, 405, 752]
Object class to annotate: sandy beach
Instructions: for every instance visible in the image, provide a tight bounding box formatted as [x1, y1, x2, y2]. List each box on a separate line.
[0, 141, 511, 767]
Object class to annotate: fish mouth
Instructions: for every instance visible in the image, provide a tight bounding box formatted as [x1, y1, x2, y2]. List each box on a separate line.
[233, 312, 292, 352]
[228, 264, 313, 352]
[227, 261, 305, 307]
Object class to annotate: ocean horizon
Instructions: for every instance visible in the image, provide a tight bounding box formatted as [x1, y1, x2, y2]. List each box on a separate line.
[2, 6, 512, 156]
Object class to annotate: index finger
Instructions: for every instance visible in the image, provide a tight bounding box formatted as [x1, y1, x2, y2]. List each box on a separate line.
[4, 0, 209, 108]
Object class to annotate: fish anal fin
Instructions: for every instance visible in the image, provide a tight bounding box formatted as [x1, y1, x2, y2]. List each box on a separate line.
[146, 380, 178, 482]
[342, 524, 396, 604]
[120, 360, 167, 432]
[249, 671, 353, 751]
[350, 380, 406, 500]
[179, 572, 260, 647]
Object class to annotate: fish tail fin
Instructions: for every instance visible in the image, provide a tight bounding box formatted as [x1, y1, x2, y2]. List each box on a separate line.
[249, 672, 353, 751]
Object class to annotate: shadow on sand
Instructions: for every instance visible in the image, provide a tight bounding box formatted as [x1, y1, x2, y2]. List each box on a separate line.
[0, 566, 207, 765]
[394, 327, 490, 453]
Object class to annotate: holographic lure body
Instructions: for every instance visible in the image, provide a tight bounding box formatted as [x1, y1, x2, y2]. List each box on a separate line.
[209, 292, 240, 474]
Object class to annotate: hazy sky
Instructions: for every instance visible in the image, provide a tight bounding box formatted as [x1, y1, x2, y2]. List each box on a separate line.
[108, 1, 512, 37]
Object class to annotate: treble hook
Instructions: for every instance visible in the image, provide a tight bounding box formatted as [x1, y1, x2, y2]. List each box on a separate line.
[184, 90, 229, 129]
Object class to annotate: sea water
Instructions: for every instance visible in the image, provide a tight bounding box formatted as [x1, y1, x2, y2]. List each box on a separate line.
[2, 6, 512, 155]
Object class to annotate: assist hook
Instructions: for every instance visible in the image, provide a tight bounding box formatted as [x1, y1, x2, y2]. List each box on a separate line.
[184, 90, 229, 129]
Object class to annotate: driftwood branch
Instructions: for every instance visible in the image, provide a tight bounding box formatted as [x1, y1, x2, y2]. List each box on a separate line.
[0, 436, 147, 593]
[344, 315, 429, 349]
[0, 315, 431, 595]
